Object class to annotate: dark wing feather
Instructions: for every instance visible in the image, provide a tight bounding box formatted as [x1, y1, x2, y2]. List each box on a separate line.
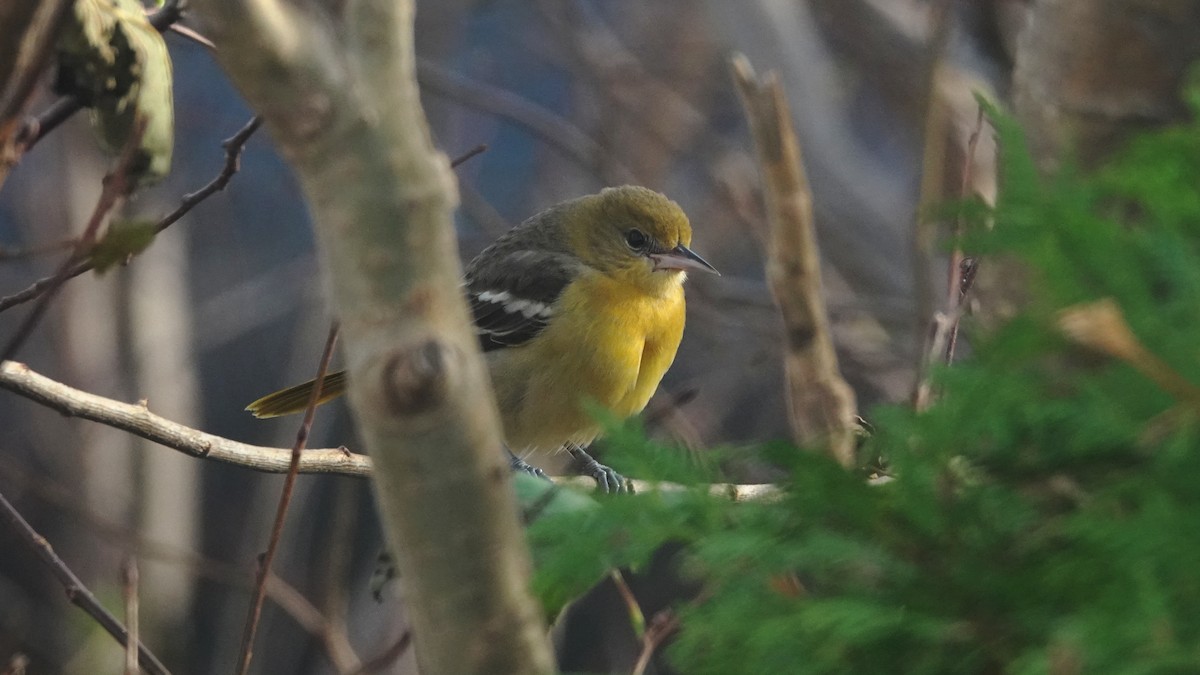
[466, 247, 579, 352]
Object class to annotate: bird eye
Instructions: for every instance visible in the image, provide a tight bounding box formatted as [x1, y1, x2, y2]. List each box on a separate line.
[625, 228, 648, 250]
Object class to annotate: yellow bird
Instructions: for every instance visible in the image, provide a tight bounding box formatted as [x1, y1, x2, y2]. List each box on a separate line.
[246, 185, 717, 490]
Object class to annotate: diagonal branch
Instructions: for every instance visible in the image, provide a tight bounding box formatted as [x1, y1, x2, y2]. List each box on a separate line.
[1, 118, 146, 361]
[731, 54, 859, 468]
[0, 488, 172, 675]
[0, 115, 261, 313]
[0, 452, 364, 674]
[237, 324, 339, 675]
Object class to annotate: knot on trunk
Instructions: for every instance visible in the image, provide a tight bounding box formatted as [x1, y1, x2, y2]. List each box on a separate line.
[383, 340, 456, 416]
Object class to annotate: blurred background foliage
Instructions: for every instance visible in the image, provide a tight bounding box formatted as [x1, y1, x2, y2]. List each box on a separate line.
[2, 0, 1193, 673]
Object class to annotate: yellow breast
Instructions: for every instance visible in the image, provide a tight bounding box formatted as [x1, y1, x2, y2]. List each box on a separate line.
[489, 271, 686, 453]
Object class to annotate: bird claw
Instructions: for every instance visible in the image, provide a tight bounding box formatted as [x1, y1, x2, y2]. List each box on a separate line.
[588, 462, 632, 494]
[568, 445, 632, 494]
[509, 454, 552, 482]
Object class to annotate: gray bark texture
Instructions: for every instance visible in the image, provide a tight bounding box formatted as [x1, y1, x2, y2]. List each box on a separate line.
[192, 1, 555, 673]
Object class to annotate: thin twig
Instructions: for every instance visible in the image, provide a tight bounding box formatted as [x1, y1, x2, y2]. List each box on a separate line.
[236, 323, 340, 675]
[0, 116, 261, 313]
[631, 610, 680, 675]
[416, 60, 633, 183]
[156, 116, 262, 235]
[122, 557, 140, 675]
[317, 480, 359, 673]
[942, 106, 987, 365]
[944, 256, 979, 364]
[0, 488, 171, 675]
[0, 118, 145, 361]
[166, 24, 216, 51]
[0, 0, 75, 135]
[0, 452, 362, 673]
[730, 54, 859, 468]
[264, 574, 362, 674]
[914, 103, 986, 411]
[449, 144, 487, 168]
[0, 258, 87, 314]
[349, 630, 413, 675]
[609, 569, 645, 637]
[11, 96, 84, 150]
[0, 360, 372, 475]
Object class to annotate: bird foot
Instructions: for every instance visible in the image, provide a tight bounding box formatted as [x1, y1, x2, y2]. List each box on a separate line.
[509, 452, 552, 482]
[567, 445, 632, 494]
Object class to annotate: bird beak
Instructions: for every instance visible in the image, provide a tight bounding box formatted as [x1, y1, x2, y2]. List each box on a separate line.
[650, 244, 720, 275]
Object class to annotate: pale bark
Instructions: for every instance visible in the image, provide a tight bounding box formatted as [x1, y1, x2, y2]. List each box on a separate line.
[731, 55, 860, 468]
[0, 359, 781, 498]
[191, 0, 554, 672]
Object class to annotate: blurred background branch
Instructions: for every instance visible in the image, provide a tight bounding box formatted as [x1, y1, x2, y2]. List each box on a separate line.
[11, 0, 1197, 673]
[731, 55, 858, 467]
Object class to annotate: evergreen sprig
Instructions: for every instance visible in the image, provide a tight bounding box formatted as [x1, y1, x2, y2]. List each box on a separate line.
[531, 102, 1200, 673]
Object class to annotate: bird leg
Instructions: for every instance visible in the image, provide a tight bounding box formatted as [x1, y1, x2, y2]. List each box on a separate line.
[566, 443, 631, 493]
[507, 447, 551, 482]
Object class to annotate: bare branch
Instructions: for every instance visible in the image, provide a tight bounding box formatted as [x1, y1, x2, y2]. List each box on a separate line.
[417, 60, 632, 184]
[914, 104, 986, 411]
[237, 324, 339, 675]
[0, 488, 172, 675]
[158, 115, 261, 234]
[632, 610, 680, 675]
[166, 24, 216, 51]
[0, 453, 363, 674]
[121, 557, 139, 675]
[0, 0, 74, 138]
[942, 105, 987, 366]
[730, 54, 859, 468]
[263, 576, 363, 674]
[0, 359, 783, 502]
[1, 118, 146, 361]
[10, 95, 83, 151]
[0, 116, 261, 313]
[449, 143, 488, 168]
[0, 360, 372, 476]
[350, 630, 413, 675]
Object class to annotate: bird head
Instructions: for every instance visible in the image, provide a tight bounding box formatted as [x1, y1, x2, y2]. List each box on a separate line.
[567, 186, 718, 293]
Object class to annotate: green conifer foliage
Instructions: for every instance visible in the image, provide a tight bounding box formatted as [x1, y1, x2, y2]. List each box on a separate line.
[531, 102, 1200, 674]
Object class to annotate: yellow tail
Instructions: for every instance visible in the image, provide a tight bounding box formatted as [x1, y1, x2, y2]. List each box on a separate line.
[245, 370, 348, 418]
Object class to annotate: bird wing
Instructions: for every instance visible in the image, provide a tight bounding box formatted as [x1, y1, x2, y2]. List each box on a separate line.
[466, 249, 579, 352]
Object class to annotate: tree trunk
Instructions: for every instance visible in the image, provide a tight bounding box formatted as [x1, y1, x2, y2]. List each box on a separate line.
[193, 1, 555, 672]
